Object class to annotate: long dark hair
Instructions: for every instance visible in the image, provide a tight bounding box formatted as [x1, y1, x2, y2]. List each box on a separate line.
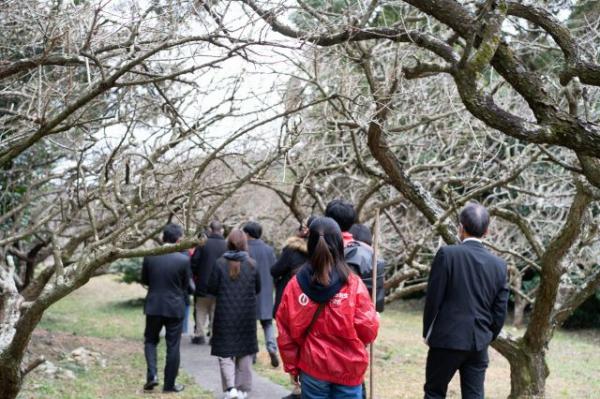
[226, 229, 249, 280]
[307, 217, 351, 285]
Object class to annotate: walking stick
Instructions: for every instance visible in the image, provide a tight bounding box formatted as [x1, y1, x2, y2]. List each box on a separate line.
[369, 209, 380, 399]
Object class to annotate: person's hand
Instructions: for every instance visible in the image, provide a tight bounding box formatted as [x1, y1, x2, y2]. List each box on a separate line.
[290, 374, 300, 386]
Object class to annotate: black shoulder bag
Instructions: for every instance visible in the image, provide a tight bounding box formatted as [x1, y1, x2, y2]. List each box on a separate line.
[303, 302, 326, 339]
[294, 302, 326, 386]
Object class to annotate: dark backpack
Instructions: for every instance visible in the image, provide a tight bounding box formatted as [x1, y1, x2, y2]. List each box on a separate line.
[344, 241, 385, 312]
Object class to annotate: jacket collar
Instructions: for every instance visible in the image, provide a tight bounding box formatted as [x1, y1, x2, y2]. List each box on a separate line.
[208, 233, 224, 239]
[462, 238, 484, 247]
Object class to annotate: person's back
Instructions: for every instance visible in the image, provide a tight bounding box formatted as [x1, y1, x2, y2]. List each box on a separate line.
[424, 241, 507, 350]
[243, 221, 279, 366]
[276, 217, 379, 398]
[143, 251, 190, 318]
[191, 225, 227, 296]
[208, 229, 260, 399]
[247, 238, 276, 305]
[423, 203, 509, 399]
[209, 254, 260, 358]
[141, 223, 190, 394]
[191, 222, 227, 345]
[271, 234, 309, 317]
[279, 270, 377, 386]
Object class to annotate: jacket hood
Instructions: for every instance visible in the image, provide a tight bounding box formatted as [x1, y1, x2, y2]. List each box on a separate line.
[223, 250, 248, 261]
[285, 236, 308, 254]
[296, 263, 345, 304]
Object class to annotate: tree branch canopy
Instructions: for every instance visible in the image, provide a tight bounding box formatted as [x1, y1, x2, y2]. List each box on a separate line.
[239, 0, 600, 164]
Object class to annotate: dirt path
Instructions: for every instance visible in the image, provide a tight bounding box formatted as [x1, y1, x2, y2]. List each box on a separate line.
[179, 338, 290, 399]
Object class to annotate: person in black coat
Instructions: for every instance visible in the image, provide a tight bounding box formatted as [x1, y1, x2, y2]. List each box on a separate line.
[190, 220, 227, 345]
[423, 203, 509, 399]
[243, 221, 279, 367]
[141, 223, 190, 393]
[271, 216, 314, 318]
[208, 229, 260, 399]
[270, 218, 313, 399]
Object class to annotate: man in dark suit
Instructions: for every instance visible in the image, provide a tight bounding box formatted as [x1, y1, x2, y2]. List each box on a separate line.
[423, 203, 509, 399]
[190, 220, 227, 345]
[142, 223, 190, 393]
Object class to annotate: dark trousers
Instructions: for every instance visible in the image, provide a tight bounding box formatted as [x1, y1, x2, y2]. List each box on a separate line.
[144, 315, 184, 389]
[424, 347, 489, 399]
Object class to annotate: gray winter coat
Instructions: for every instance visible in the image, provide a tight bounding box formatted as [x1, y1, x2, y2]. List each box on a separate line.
[247, 239, 276, 320]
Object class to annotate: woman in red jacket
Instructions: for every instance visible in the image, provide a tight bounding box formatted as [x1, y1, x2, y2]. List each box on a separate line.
[276, 217, 379, 399]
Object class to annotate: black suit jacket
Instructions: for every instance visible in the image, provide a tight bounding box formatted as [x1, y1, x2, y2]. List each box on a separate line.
[142, 250, 191, 319]
[423, 240, 509, 351]
[191, 234, 227, 296]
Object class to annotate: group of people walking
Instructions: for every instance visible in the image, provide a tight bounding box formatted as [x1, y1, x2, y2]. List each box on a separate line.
[140, 200, 509, 399]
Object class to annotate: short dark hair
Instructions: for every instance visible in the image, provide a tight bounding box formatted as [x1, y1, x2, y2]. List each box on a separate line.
[242, 221, 262, 239]
[163, 223, 183, 243]
[209, 220, 222, 233]
[459, 203, 490, 238]
[324, 199, 356, 232]
[349, 224, 372, 246]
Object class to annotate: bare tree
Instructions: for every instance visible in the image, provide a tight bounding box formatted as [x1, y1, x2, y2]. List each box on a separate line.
[0, 1, 329, 397]
[236, 0, 600, 397]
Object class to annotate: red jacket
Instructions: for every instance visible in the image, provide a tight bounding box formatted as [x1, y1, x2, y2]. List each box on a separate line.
[275, 273, 379, 386]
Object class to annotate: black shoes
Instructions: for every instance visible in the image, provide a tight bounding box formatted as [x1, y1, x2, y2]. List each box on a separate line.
[163, 384, 185, 393]
[269, 351, 280, 368]
[145, 376, 184, 393]
[191, 336, 206, 345]
[143, 377, 159, 391]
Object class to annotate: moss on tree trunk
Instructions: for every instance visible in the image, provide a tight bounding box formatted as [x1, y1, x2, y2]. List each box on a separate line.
[507, 346, 549, 399]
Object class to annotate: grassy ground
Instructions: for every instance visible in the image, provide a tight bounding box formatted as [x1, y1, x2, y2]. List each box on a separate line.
[21, 275, 211, 399]
[254, 302, 600, 398]
[363, 301, 600, 399]
[23, 275, 600, 398]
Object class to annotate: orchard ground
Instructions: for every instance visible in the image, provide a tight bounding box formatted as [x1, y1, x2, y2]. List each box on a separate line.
[21, 275, 600, 398]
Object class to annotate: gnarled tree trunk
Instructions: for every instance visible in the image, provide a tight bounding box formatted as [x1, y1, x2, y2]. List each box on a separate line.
[494, 186, 592, 398]
[0, 288, 43, 399]
[493, 337, 548, 399]
[0, 360, 22, 399]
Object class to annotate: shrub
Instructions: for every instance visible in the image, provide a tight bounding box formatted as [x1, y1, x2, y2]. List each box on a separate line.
[109, 258, 143, 285]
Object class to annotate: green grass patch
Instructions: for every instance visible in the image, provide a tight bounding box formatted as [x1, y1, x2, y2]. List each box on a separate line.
[38, 276, 146, 340]
[22, 275, 211, 399]
[257, 300, 600, 398]
[20, 345, 207, 399]
[26, 275, 600, 399]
